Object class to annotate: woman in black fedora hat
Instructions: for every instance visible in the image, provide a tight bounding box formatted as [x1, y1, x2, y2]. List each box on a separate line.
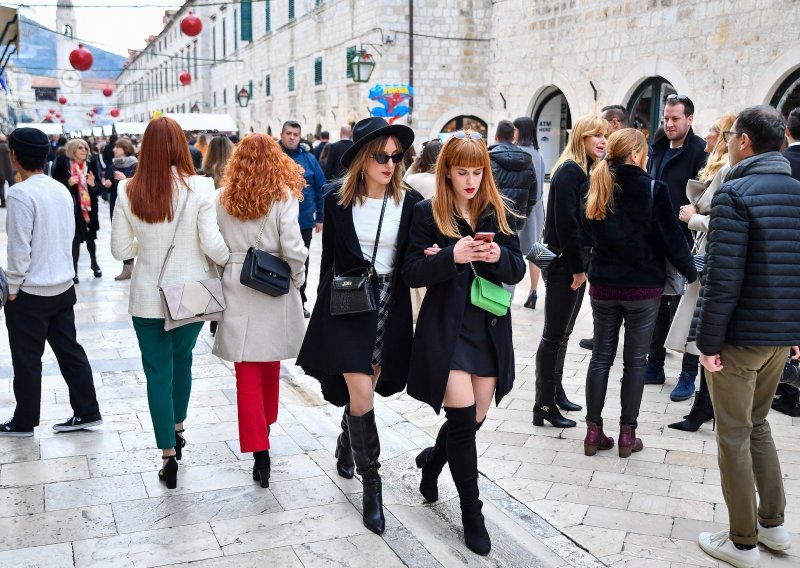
[297, 117, 422, 535]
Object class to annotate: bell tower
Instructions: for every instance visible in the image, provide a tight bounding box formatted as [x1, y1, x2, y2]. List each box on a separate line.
[56, 0, 80, 129]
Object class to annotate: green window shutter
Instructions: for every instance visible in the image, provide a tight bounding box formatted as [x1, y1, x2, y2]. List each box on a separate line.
[289, 0, 295, 21]
[241, 0, 252, 42]
[234, 10, 238, 50]
[288, 66, 295, 92]
[314, 57, 323, 86]
[346, 46, 356, 78]
[265, 74, 271, 97]
[265, 1, 271, 32]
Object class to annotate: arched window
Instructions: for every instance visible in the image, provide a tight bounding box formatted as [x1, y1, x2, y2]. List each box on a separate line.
[532, 87, 572, 179]
[770, 68, 800, 116]
[627, 76, 677, 141]
[63, 25, 73, 39]
[440, 115, 488, 138]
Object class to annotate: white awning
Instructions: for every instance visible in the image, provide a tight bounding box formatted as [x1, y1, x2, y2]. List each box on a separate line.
[163, 113, 238, 133]
[25, 122, 63, 135]
[92, 127, 103, 137]
[113, 122, 148, 135]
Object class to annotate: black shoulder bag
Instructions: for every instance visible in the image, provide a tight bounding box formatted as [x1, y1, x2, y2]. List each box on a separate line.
[240, 204, 292, 296]
[330, 189, 390, 316]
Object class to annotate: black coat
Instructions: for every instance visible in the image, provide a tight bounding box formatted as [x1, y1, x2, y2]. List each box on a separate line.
[323, 139, 353, 181]
[296, 183, 423, 406]
[402, 200, 526, 412]
[53, 155, 101, 240]
[783, 146, 800, 180]
[582, 165, 697, 288]
[649, 128, 707, 240]
[543, 160, 591, 274]
[696, 152, 800, 355]
[313, 140, 328, 161]
[488, 142, 537, 231]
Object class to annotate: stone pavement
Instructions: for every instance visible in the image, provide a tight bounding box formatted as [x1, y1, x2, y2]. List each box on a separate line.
[0, 204, 797, 568]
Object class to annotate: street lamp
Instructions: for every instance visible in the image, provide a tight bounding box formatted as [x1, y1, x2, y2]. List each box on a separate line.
[348, 49, 375, 83]
[236, 87, 251, 108]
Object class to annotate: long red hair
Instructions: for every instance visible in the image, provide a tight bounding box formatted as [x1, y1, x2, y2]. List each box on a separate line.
[126, 117, 196, 223]
[220, 133, 305, 220]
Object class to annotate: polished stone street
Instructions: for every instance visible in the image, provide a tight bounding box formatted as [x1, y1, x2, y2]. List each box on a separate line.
[0, 207, 797, 567]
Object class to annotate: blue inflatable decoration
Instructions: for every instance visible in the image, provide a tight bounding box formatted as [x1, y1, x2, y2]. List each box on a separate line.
[369, 84, 413, 124]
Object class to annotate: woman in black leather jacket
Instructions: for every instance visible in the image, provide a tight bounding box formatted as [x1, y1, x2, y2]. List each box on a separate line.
[533, 115, 608, 428]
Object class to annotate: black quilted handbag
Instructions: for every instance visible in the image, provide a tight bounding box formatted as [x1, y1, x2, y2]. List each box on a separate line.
[240, 208, 291, 297]
[526, 242, 558, 273]
[330, 189, 389, 316]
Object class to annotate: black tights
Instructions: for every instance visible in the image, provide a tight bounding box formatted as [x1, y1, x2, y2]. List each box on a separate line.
[72, 238, 98, 272]
[585, 297, 660, 427]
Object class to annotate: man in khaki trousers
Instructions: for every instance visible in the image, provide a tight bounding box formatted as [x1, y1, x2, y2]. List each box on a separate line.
[695, 105, 800, 568]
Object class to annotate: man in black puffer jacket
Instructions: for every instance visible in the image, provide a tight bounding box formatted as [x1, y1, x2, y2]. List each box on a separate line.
[489, 120, 536, 233]
[696, 105, 800, 568]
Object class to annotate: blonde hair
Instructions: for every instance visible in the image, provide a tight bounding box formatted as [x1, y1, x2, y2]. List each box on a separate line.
[552, 115, 609, 176]
[697, 113, 736, 182]
[586, 128, 647, 221]
[65, 138, 90, 161]
[337, 136, 405, 207]
[431, 131, 514, 238]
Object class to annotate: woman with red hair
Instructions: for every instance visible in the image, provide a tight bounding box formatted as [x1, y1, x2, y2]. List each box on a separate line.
[111, 117, 229, 489]
[212, 134, 308, 487]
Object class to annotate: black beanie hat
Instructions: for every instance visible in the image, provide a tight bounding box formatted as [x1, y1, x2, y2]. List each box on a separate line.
[9, 127, 51, 158]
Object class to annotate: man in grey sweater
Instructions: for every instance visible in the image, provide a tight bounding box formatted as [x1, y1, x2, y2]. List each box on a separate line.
[0, 127, 101, 437]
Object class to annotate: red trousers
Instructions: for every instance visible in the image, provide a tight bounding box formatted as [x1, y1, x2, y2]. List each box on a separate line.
[234, 361, 280, 453]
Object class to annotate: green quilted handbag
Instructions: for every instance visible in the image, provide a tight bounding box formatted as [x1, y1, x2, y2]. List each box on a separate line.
[469, 262, 511, 317]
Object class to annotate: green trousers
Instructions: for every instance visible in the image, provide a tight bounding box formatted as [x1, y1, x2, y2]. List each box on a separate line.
[706, 344, 787, 546]
[132, 317, 203, 450]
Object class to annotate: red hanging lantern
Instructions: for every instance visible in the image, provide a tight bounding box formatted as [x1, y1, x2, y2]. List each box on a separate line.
[60, 119, 65, 124]
[58, 96, 67, 105]
[49, 108, 55, 114]
[88, 112, 94, 118]
[102, 86, 113, 97]
[110, 108, 120, 118]
[179, 71, 192, 86]
[92, 106, 99, 113]
[90, 119, 95, 124]
[180, 12, 202, 37]
[55, 113, 61, 118]
[69, 44, 94, 72]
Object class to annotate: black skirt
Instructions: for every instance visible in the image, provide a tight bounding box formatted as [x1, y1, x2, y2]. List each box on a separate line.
[449, 298, 498, 377]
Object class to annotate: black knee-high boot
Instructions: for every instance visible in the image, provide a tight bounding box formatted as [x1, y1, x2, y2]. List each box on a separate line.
[416, 418, 486, 502]
[335, 404, 354, 479]
[347, 409, 385, 535]
[445, 404, 491, 556]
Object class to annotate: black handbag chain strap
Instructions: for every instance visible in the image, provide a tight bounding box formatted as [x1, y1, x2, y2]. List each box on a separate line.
[336, 188, 390, 279]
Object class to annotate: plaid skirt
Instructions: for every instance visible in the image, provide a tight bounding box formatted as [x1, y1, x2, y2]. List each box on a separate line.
[371, 275, 393, 367]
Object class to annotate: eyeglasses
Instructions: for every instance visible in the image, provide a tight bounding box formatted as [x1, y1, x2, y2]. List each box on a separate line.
[452, 131, 483, 140]
[371, 152, 404, 165]
[721, 130, 738, 143]
[666, 94, 690, 103]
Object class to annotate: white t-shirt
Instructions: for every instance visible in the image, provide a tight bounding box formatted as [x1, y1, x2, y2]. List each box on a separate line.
[351, 193, 405, 275]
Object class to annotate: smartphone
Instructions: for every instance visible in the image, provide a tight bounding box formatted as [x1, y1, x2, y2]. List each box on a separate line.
[474, 232, 495, 243]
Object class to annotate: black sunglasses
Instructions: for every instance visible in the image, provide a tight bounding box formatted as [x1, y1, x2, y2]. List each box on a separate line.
[371, 152, 404, 165]
[666, 94, 690, 102]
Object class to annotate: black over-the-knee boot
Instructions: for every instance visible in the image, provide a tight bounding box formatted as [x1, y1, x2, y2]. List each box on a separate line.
[445, 404, 491, 556]
[335, 404, 354, 478]
[347, 409, 385, 535]
[416, 420, 448, 502]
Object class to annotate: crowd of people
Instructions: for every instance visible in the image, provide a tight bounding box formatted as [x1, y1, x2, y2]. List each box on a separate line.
[1, 98, 799, 565]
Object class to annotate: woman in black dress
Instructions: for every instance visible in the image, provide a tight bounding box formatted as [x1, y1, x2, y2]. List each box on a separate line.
[54, 138, 102, 282]
[403, 131, 526, 555]
[533, 115, 608, 428]
[297, 117, 421, 535]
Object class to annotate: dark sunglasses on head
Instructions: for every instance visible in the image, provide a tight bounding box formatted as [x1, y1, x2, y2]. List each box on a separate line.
[452, 131, 483, 140]
[371, 152, 404, 165]
[666, 94, 690, 103]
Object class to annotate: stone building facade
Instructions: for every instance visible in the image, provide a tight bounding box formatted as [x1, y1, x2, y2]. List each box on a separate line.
[116, 0, 800, 173]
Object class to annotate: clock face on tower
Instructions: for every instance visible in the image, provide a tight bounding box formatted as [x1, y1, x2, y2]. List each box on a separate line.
[60, 70, 80, 89]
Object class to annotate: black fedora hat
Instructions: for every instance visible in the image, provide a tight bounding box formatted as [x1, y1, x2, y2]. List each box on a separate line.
[340, 117, 414, 169]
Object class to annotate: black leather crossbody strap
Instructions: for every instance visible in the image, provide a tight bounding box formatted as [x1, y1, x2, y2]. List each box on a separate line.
[367, 189, 391, 277]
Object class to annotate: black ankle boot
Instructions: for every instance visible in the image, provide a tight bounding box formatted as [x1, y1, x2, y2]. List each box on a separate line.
[416, 421, 448, 502]
[335, 405, 354, 479]
[669, 372, 714, 432]
[555, 383, 582, 412]
[252, 450, 271, 488]
[533, 404, 577, 428]
[347, 409, 385, 535]
[445, 404, 491, 556]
